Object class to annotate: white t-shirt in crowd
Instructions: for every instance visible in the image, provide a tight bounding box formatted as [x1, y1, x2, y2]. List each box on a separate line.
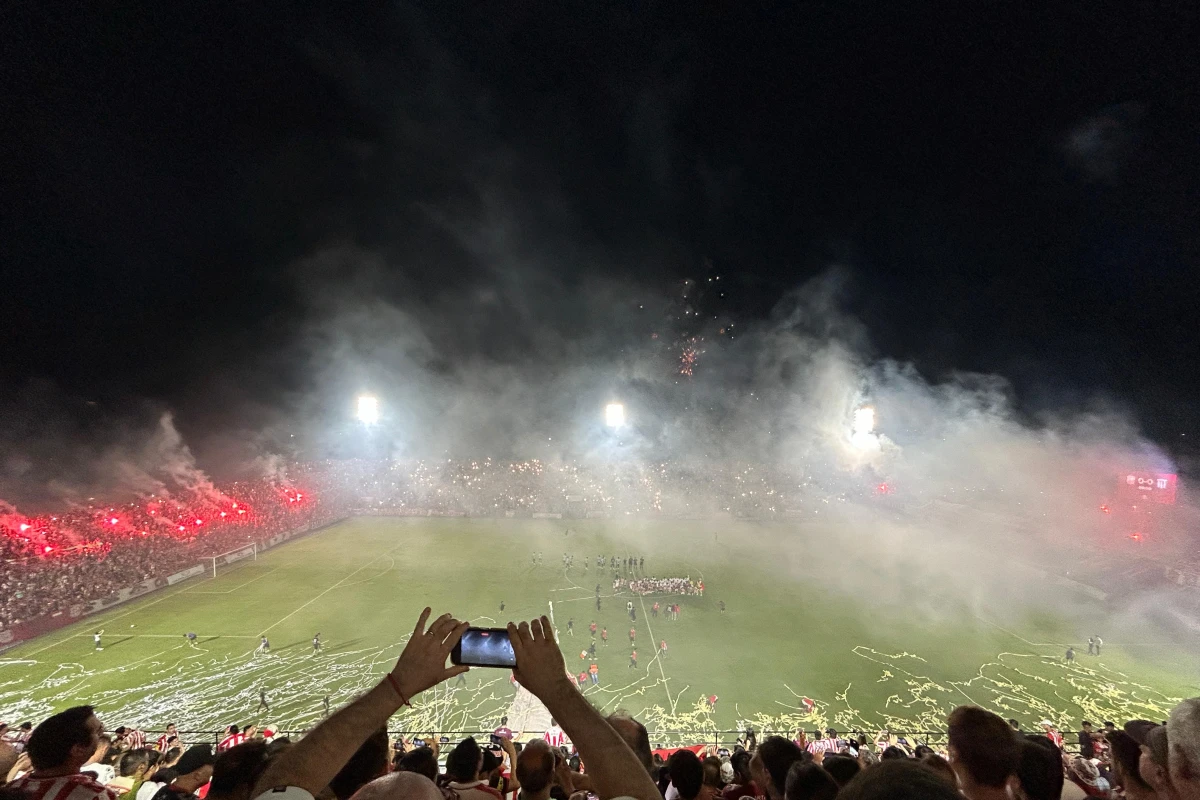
[81, 763, 117, 785]
[137, 782, 165, 800]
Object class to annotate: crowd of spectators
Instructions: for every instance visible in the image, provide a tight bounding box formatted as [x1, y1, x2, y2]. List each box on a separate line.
[0, 456, 886, 633]
[336, 458, 875, 519]
[615, 578, 703, 597]
[7, 455, 1198, 632]
[2, 608, 1198, 800]
[0, 456, 865, 629]
[0, 469, 348, 629]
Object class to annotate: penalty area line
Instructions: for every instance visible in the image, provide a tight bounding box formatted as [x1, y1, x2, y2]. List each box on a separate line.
[187, 567, 280, 594]
[19, 582, 204, 657]
[66, 633, 261, 639]
[260, 546, 400, 635]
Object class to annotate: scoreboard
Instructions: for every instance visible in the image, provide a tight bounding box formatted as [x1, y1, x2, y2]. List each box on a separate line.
[1116, 472, 1178, 505]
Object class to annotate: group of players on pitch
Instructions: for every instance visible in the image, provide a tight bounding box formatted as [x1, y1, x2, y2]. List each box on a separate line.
[562, 616, 671, 687]
[530, 550, 647, 580]
[556, 574, 702, 687]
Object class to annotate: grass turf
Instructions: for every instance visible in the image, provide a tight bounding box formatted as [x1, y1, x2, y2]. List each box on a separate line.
[1, 516, 1194, 744]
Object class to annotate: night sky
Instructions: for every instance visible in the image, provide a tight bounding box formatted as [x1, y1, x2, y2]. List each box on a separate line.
[4, 2, 1199, 473]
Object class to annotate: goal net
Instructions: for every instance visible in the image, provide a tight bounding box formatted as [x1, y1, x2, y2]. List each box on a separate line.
[205, 542, 257, 578]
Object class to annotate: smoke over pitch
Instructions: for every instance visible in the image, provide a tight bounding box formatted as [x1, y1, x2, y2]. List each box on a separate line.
[278, 251, 1185, 619]
[0, 384, 231, 511]
[294, 251, 1170, 480]
[1, 258, 1176, 533]
[0, 5, 1184, 604]
[263, 20, 1177, 511]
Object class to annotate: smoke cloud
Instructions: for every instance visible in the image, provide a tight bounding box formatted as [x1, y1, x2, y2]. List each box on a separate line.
[0, 384, 229, 511]
[0, 3, 1189, 639]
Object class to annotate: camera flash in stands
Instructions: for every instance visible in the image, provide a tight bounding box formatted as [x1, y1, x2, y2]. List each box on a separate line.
[357, 395, 380, 424]
[605, 402, 625, 428]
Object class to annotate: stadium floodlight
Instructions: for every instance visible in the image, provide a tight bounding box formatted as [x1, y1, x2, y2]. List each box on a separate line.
[357, 395, 380, 424]
[605, 402, 626, 428]
[850, 406, 876, 450]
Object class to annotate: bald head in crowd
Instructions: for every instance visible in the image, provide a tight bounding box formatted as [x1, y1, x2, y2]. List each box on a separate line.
[1168, 698, 1200, 800]
[349, 771, 443, 800]
[516, 739, 557, 800]
[606, 712, 654, 775]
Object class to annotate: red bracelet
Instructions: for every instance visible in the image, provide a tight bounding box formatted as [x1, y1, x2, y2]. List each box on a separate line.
[386, 673, 411, 706]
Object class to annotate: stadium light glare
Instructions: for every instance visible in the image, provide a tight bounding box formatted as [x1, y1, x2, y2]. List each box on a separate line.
[849, 406, 877, 450]
[357, 395, 380, 424]
[605, 402, 626, 428]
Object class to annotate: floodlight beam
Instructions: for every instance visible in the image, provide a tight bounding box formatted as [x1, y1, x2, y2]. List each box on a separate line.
[849, 405, 877, 450]
[357, 395, 380, 424]
[605, 403, 625, 428]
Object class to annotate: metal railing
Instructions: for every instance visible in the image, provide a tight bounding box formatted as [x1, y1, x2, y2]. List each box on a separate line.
[142, 728, 957, 750]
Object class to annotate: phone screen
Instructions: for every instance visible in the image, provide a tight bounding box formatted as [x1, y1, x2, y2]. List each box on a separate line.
[452, 627, 517, 668]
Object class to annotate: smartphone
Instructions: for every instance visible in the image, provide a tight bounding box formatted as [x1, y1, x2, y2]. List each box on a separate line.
[451, 627, 517, 668]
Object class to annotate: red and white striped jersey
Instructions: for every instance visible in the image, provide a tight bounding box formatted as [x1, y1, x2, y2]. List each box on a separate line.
[806, 738, 838, 755]
[217, 732, 246, 752]
[8, 772, 119, 800]
[543, 726, 566, 748]
[155, 734, 176, 752]
[122, 730, 146, 750]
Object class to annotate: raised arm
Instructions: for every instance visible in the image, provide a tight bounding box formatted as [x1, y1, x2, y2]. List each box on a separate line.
[498, 735, 522, 794]
[252, 609, 468, 798]
[508, 617, 661, 800]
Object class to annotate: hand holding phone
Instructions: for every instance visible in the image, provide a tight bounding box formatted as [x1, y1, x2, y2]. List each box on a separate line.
[452, 628, 517, 668]
[505, 617, 569, 696]
[391, 608, 470, 698]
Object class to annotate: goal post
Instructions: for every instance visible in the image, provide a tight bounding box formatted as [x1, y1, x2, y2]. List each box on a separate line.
[206, 542, 257, 578]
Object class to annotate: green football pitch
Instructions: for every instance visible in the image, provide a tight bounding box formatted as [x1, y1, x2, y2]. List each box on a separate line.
[1, 516, 1194, 744]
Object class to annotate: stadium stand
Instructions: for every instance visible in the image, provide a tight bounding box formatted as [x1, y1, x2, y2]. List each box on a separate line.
[5, 460, 1200, 800]
[7, 457, 1197, 638]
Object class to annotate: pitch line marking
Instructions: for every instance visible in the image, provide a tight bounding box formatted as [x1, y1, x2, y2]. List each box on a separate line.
[260, 546, 400, 635]
[638, 594, 675, 714]
[120, 643, 190, 667]
[53, 633, 261, 641]
[187, 567, 280, 594]
[17, 581, 205, 657]
[970, 614, 1169, 650]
